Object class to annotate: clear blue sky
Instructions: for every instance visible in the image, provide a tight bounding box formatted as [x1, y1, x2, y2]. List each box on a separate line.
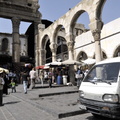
[0, 0, 120, 34]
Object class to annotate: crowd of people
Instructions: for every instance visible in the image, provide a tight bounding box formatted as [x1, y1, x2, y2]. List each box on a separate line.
[0, 64, 90, 106]
[38, 66, 90, 89]
[0, 65, 37, 106]
[39, 67, 69, 87]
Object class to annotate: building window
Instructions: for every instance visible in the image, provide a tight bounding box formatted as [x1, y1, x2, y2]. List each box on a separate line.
[1, 38, 8, 52]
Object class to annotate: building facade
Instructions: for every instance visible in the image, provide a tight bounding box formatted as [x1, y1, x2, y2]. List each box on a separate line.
[75, 18, 120, 61]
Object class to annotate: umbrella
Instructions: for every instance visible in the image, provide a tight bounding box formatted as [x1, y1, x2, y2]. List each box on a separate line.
[61, 59, 82, 65]
[0, 67, 9, 74]
[43, 66, 50, 69]
[45, 61, 62, 66]
[82, 58, 96, 65]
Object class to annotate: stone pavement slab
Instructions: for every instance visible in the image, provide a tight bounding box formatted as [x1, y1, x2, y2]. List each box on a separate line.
[1, 83, 87, 119]
[2, 94, 56, 120]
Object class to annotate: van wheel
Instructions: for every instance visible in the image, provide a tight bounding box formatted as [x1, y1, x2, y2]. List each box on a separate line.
[92, 113, 100, 118]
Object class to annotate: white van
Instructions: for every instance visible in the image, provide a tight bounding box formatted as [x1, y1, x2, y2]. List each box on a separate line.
[79, 57, 120, 119]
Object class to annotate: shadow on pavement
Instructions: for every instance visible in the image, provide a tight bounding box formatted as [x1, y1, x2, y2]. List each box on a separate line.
[4, 101, 21, 105]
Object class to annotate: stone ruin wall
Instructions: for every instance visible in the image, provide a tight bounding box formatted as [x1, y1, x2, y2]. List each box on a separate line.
[0, 0, 40, 14]
[0, 0, 39, 10]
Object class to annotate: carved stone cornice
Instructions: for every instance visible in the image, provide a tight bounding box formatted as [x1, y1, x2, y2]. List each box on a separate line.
[0, 0, 39, 12]
[0, 1, 41, 22]
[92, 29, 101, 41]
[12, 17, 20, 28]
[67, 41, 74, 51]
[49, 43, 57, 53]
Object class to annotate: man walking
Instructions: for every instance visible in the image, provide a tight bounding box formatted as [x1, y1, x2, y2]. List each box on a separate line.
[29, 67, 36, 89]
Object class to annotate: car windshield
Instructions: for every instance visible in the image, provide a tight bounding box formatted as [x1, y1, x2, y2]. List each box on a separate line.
[84, 62, 120, 83]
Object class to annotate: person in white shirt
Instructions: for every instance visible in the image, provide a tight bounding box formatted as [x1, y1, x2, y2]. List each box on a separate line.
[29, 67, 36, 89]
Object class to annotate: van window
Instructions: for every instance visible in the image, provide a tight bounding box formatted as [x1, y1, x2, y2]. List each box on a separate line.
[84, 62, 120, 83]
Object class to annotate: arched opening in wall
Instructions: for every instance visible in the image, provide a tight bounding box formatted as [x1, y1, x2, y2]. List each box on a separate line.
[57, 36, 68, 61]
[26, 20, 53, 64]
[0, 18, 12, 65]
[77, 51, 87, 61]
[113, 46, 120, 57]
[46, 40, 52, 63]
[20, 21, 31, 34]
[20, 21, 35, 64]
[53, 25, 68, 62]
[102, 52, 107, 59]
[25, 23, 34, 64]
[41, 35, 52, 64]
[76, 12, 90, 34]
[93, 51, 107, 60]
[0, 18, 12, 33]
[102, 0, 120, 25]
[71, 11, 90, 38]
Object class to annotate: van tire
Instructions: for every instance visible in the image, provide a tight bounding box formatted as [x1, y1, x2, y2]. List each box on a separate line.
[92, 113, 100, 118]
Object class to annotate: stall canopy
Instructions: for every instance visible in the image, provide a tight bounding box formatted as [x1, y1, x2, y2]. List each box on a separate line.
[82, 58, 96, 65]
[61, 59, 82, 65]
[45, 61, 62, 66]
[36, 65, 49, 69]
[36, 65, 45, 69]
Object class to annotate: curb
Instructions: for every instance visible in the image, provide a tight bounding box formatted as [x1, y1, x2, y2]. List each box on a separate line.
[58, 109, 87, 119]
[39, 90, 78, 97]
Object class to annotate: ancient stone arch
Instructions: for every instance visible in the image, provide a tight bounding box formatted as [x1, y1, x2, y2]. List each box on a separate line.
[38, 0, 106, 66]
[39, 35, 51, 65]
[76, 51, 88, 61]
[113, 45, 120, 57]
[37, 0, 108, 85]
[0, 0, 41, 67]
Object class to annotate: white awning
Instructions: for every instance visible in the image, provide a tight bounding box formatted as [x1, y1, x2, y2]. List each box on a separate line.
[61, 59, 82, 65]
[82, 58, 96, 65]
[45, 61, 62, 66]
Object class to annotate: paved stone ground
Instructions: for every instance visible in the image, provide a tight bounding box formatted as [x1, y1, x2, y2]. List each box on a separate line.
[0, 83, 86, 120]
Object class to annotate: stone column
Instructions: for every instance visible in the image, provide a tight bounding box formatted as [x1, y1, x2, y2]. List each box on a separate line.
[66, 34, 75, 85]
[66, 33, 75, 60]
[49, 42, 57, 62]
[11, 17, 20, 62]
[39, 49, 46, 65]
[67, 41, 74, 60]
[67, 41, 75, 85]
[35, 49, 39, 67]
[92, 30, 103, 62]
[34, 21, 40, 67]
[89, 20, 103, 63]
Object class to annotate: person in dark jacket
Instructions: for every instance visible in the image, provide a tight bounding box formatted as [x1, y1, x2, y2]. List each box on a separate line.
[3, 71, 9, 95]
[76, 67, 84, 88]
[0, 70, 4, 106]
